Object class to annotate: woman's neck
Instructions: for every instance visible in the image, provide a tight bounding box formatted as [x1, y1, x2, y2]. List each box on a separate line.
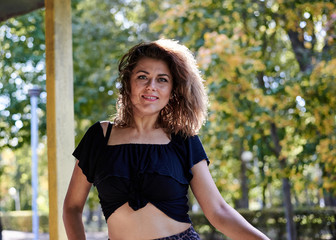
[131, 114, 159, 133]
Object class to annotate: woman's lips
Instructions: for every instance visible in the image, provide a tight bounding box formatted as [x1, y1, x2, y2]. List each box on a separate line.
[142, 95, 159, 101]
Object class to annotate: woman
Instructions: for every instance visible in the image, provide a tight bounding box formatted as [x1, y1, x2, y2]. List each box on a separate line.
[63, 39, 270, 240]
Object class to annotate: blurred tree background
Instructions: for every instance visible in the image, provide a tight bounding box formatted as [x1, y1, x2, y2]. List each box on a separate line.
[0, 0, 335, 239]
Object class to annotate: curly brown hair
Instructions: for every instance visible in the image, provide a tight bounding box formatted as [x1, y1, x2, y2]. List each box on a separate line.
[113, 39, 208, 136]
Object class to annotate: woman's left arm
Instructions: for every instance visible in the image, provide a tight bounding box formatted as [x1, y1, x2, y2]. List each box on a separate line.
[190, 160, 270, 240]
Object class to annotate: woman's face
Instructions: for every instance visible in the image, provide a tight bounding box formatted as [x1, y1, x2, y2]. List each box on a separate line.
[129, 57, 173, 118]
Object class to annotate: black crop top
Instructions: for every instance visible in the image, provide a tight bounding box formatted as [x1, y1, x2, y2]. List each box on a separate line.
[72, 121, 209, 223]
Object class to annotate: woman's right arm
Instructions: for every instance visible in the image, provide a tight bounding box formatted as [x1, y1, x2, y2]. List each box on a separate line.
[63, 160, 92, 240]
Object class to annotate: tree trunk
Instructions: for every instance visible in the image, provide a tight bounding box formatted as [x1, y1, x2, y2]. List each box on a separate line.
[323, 189, 336, 207]
[259, 147, 267, 208]
[240, 160, 249, 209]
[287, 30, 313, 73]
[279, 159, 297, 240]
[270, 123, 297, 240]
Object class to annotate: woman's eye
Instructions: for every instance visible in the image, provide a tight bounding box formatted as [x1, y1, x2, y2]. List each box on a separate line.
[138, 75, 147, 80]
[158, 78, 168, 82]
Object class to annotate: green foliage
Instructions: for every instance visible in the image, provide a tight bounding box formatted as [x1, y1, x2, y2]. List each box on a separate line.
[1, 0, 336, 234]
[0, 142, 48, 213]
[0, 0, 159, 214]
[0, 0, 160, 147]
[0, 9, 46, 150]
[70, 0, 160, 138]
[0, 211, 49, 233]
[150, 0, 336, 208]
[191, 207, 336, 240]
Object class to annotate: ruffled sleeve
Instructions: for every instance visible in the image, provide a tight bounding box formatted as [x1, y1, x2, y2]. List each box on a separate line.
[72, 121, 105, 183]
[185, 135, 209, 181]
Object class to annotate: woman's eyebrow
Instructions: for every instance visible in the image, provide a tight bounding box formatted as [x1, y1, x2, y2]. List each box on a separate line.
[158, 73, 171, 79]
[136, 70, 171, 79]
[136, 70, 149, 74]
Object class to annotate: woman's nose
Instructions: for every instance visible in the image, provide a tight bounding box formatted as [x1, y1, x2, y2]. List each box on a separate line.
[146, 78, 156, 90]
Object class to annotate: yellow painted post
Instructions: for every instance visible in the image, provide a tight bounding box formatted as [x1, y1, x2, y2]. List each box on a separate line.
[45, 0, 74, 239]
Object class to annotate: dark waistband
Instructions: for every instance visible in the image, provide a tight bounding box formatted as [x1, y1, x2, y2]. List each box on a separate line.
[108, 225, 201, 240]
[154, 225, 201, 240]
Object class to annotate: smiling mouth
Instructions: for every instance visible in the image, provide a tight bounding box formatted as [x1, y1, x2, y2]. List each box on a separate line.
[142, 95, 159, 100]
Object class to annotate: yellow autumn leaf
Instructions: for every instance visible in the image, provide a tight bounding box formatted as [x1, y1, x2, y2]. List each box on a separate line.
[294, 183, 304, 193]
[323, 181, 334, 190]
[232, 11, 240, 21]
[253, 60, 266, 71]
[322, 58, 336, 75]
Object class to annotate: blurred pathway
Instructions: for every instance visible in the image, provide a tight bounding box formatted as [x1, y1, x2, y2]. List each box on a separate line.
[2, 230, 108, 240]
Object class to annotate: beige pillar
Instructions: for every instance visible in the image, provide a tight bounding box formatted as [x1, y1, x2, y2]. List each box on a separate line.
[45, 0, 74, 239]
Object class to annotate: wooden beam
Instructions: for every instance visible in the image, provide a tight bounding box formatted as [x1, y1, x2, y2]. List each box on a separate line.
[44, 0, 74, 239]
[0, 0, 44, 22]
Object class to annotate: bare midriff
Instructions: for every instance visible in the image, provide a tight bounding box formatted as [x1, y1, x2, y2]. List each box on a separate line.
[107, 202, 191, 240]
